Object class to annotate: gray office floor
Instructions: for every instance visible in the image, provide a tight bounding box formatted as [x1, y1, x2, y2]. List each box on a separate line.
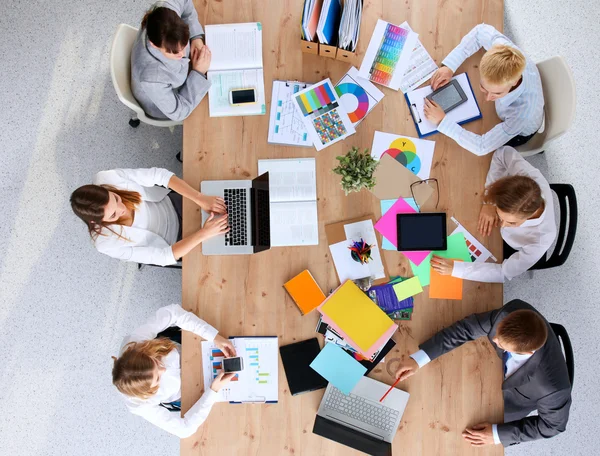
[0, 1, 597, 455]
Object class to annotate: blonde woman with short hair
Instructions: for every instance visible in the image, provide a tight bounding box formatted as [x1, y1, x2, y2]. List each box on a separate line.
[424, 24, 544, 156]
[112, 304, 236, 438]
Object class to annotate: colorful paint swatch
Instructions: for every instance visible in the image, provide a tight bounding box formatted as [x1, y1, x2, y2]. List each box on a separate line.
[335, 83, 370, 123]
[369, 24, 410, 86]
[297, 83, 336, 116]
[313, 110, 347, 145]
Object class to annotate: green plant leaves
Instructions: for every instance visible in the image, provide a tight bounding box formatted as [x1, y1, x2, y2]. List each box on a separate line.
[332, 146, 379, 195]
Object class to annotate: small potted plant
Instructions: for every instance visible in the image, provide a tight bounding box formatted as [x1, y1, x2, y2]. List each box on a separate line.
[333, 147, 379, 195]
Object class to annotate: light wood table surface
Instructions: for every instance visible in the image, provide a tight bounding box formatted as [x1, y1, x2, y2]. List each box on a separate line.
[182, 1, 504, 454]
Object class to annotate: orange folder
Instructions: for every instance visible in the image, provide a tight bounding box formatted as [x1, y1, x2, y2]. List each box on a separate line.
[283, 270, 326, 315]
[429, 260, 463, 300]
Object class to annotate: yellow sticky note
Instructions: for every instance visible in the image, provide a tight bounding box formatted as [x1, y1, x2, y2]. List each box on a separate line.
[321, 281, 394, 352]
[393, 277, 423, 301]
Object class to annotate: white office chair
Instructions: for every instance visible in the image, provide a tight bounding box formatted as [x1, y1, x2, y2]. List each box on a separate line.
[109, 23, 183, 128]
[516, 56, 576, 157]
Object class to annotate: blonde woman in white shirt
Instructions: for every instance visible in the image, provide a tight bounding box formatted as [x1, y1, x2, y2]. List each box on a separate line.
[112, 304, 236, 438]
[70, 167, 229, 266]
[431, 146, 556, 282]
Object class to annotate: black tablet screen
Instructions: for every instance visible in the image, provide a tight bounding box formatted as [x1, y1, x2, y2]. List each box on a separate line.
[280, 338, 327, 396]
[397, 213, 447, 251]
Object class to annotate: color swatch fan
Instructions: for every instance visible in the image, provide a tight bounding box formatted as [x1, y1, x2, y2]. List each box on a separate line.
[335, 67, 384, 127]
[371, 131, 435, 180]
[293, 78, 356, 151]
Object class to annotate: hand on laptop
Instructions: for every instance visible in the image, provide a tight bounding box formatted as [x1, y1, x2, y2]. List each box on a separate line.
[202, 213, 230, 239]
[424, 98, 445, 124]
[462, 422, 495, 446]
[214, 334, 237, 357]
[430, 256, 454, 275]
[394, 358, 419, 381]
[195, 193, 227, 214]
[431, 66, 454, 90]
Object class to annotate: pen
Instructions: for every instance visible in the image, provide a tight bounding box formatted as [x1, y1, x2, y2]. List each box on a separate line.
[379, 377, 401, 402]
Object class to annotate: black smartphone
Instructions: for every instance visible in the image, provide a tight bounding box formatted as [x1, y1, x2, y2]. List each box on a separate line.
[223, 356, 244, 373]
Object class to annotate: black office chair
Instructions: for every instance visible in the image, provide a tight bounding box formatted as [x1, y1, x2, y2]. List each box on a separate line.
[550, 323, 574, 387]
[155, 326, 182, 412]
[503, 183, 578, 270]
[138, 261, 182, 270]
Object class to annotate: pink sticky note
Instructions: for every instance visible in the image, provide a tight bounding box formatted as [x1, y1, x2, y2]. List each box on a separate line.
[374, 198, 431, 266]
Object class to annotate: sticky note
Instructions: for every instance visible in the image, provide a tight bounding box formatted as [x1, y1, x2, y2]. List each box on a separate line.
[310, 343, 367, 395]
[409, 252, 433, 287]
[433, 232, 473, 263]
[429, 260, 463, 300]
[392, 276, 423, 301]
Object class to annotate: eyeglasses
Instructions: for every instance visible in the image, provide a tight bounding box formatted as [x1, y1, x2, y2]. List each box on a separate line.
[410, 178, 439, 212]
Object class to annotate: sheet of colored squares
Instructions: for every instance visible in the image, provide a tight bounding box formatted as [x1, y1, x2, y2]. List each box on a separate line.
[210, 348, 239, 381]
[465, 239, 482, 262]
[313, 110, 347, 144]
[296, 83, 337, 117]
[369, 24, 409, 86]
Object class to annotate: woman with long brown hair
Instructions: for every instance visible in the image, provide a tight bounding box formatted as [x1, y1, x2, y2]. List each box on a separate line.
[70, 167, 229, 266]
[113, 304, 236, 437]
[431, 146, 556, 282]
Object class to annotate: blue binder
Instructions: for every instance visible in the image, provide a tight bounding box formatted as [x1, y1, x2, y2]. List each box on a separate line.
[405, 72, 482, 139]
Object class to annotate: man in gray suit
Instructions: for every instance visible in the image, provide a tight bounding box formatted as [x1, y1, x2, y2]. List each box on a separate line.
[394, 299, 572, 447]
[131, 0, 211, 121]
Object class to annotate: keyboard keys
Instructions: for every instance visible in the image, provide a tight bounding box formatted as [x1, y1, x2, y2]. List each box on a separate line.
[326, 389, 398, 432]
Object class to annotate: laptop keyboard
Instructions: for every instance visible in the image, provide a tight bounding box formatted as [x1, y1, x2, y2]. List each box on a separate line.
[223, 189, 248, 246]
[325, 387, 400, 434]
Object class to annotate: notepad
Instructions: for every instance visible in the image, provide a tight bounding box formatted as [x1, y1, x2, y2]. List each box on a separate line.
[430, 261, 463, 300]
[310, 342, 367, 395]
[284, 270, 326, 314]
[392, 276, 423, 301]
[405, 73, 481, 137]
[205, 23, 266, 117]
[319, 281, 396, 354]
[258, 158, 319, 246]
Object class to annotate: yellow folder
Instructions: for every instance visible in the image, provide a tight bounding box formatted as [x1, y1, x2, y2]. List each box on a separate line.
[320, 281, 394, 352]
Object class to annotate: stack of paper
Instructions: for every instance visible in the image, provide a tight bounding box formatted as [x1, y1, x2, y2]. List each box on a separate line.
[301, 0, 323, 41]
[318, 280, 398, 358]
[316, 0, 342, 45]
[337, 0, 362, 51]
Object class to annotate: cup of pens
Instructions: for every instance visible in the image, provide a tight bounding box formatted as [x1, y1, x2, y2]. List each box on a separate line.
[348, 238, 373, 264]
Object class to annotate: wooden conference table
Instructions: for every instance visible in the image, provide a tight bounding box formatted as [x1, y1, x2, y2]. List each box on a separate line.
[182, 0, 504, 454]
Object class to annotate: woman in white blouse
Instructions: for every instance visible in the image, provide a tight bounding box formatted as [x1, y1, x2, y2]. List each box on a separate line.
[70, 167, 229, 266]
[431, 146, 556, 282]
[112, 304, 236, 438]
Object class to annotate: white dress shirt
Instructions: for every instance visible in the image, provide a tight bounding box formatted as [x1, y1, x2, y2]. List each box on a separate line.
[452, 147, 556, 283]
[92, 168, 178, 266]
[119, 304, 219, 438]
[133, 198, 179, 246]
[437, 24, 544, 156]
[409, 348, 534, 445]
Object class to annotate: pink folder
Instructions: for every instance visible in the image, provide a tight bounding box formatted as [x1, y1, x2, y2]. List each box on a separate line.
[374, 198, 431, 266]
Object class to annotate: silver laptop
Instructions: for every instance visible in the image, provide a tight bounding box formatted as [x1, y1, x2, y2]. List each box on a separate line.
[313, 376, 410, 456]
[200, 173, 270, 255]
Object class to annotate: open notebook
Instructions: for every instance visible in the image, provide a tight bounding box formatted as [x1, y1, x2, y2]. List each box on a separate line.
[258, 158, 319, 247]
[205, 22, 266, 117]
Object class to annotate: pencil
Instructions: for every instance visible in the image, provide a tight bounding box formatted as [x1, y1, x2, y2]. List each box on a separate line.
[379, 377, 401, 402]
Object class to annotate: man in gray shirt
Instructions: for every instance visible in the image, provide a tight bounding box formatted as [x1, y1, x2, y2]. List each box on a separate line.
[394, 299, 572, 447]
[131, 0, 211, 121]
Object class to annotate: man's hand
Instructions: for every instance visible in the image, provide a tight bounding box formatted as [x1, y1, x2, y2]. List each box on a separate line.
[394, 357, 419, 381]
[430, 255, 454, 275]
[423, 98, 445, 124]
[191, 44, 211, 74]
[210, 371, 236, 392]
[214, 334, 237, 358]
[430, 66, 454, 90]
[478, 204, 499, 236]
[195, 193, 227, 214]
[190, 38, 205, 56]
[462, 422, 495, 446]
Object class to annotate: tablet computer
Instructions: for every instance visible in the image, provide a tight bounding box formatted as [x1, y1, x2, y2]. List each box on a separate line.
[426, 79, 468, 113]
[280, 338, 328, 396]
[396, 213, 447, 251]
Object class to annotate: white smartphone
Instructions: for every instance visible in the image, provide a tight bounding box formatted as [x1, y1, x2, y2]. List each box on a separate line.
[223, 356, 244, 373]
[229, 88, 257, 106]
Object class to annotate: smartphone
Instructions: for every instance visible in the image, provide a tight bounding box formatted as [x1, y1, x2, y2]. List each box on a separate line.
[229, 88, 257, 106]
[223, 356, 244, 373]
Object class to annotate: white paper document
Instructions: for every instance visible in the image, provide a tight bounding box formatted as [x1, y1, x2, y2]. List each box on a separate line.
[205, 23, 266, 117]
[268, 81, 311, 147]
[399, 22, 438, 93]
[258, 158, 319, 246]
[406, 73, 481, 137]
[201, 337, 279, 403]
[335, 66, 384, 127]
